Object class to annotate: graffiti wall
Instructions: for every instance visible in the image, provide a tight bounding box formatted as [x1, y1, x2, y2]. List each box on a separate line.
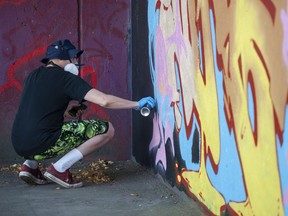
[142, 0, 288, 215]
[0, 0, 131, 162]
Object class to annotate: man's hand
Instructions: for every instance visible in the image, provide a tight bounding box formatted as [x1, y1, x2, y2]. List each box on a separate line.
[136, 97, 156, 110]
[64, 103, 87, 120]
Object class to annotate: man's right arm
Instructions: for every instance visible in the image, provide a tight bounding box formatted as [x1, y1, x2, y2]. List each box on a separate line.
[84, 89, 140, 110]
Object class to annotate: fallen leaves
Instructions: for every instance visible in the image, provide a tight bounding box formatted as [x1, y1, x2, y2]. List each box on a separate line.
[0, 164, 21, 173]
[73, 160, 114, 184]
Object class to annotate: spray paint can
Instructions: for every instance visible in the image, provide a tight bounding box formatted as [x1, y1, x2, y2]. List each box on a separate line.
[140, 104, 151, 117]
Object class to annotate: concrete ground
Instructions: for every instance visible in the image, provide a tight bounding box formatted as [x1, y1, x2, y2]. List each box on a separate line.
[0, 160, 206, 216]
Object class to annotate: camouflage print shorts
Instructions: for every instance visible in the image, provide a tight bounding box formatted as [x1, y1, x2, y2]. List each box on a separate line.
[32, 120, 109, 160]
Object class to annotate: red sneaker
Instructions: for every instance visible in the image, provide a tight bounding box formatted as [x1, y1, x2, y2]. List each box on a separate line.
[19, 164, 48, 185]
[44, 164, 83, 188]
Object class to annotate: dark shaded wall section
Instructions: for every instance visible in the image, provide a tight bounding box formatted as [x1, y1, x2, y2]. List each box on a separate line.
[132, 0, 154, 166]
[0, 0, 131, 163]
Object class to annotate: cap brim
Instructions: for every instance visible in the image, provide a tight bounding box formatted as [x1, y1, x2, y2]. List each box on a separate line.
[68, 49, 84, 59]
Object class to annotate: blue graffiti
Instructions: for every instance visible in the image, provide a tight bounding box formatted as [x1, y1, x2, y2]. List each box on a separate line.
[277, 105, 288, 215]
[248, 83, 255, 131]
[205, 9, 246, 203]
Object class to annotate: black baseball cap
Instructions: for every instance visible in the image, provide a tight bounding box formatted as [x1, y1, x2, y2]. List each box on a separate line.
[41, 39, 84, 64]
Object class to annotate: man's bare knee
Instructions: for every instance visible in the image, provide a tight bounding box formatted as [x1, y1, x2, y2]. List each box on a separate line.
[77, 122, 115, 156]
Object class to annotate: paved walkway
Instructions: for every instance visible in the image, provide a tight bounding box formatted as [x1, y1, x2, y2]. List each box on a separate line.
[0, 160, 206, 216]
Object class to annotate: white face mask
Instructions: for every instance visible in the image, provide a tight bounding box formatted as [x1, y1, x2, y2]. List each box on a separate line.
[64, 63, 79, 76]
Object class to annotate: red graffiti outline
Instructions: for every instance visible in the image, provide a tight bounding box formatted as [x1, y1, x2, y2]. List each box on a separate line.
[0, 45, 46, 94]
[0, 0, 26, 6]
[260, 0, 276, 23]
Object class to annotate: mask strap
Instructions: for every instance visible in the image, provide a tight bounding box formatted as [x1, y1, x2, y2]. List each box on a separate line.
[75, 63, 85, 67]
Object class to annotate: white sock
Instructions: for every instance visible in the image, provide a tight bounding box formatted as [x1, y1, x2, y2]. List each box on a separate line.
[53, 149, 83, 173]
[23, 160, 38, 169]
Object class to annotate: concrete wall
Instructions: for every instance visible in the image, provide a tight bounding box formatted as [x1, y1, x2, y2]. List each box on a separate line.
[133, 0, 288, 215]
[0, 0, 131, 162]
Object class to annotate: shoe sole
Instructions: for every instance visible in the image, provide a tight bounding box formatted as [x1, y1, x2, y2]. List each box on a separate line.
[19, 171, 48, 185]
[44, 172, 83, 189]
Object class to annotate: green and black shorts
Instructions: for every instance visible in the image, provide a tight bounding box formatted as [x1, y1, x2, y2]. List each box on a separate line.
[31, 120, 109, 160]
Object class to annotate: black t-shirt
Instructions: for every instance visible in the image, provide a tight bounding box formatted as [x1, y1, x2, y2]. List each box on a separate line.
[11, 66, 92, 157]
